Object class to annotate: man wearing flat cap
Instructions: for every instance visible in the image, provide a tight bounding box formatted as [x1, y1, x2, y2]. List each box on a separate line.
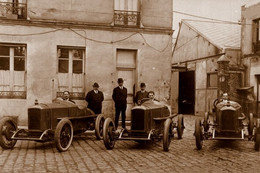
[134, 83, 148, 104]
[112, 78, 127, 129]
[85, 82, 104, 114]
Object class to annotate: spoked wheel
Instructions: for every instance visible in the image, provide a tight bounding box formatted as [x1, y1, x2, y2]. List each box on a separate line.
[195, 118, 203, 150]
[103, 118, 116, 150]
[255, 128, 260, 151]
[95, 114, 105, 140]
[0, 117, 17, 149]
[177, 114, 184, 139]
[248, 113, 254, 137]
[203, 112, 209, 132]
[163, 118, 173, 151]
[54, 118, 73, 152]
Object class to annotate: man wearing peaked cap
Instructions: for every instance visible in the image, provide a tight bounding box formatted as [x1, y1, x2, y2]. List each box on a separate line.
[112, 78, 127, 129]
[85, 82, 104, 114]
[134, 83, 149, 104]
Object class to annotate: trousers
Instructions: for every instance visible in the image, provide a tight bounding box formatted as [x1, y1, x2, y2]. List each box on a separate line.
[115, 106, 126, 129]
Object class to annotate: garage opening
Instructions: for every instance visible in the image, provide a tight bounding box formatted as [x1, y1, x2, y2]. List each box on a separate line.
[178, 71, 195, 114]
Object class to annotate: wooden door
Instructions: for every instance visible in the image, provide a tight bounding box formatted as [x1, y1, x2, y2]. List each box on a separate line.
[117, 69, 135, 121]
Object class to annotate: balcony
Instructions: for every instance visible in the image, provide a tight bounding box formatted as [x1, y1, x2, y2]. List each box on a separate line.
[114, 10, 140, 27]
[0, 2, 27, 19]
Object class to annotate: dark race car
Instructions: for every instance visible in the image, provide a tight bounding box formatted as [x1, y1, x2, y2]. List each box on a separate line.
[102, 99, 185, 151]
[194, 98, 260, 151]
[0, 98, 105, 152]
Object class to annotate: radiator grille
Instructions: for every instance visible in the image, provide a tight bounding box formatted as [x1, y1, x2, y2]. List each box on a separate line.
[221, 110, 236, 131]
[28, 108, 41, 130]
[131, 109, 144, 131]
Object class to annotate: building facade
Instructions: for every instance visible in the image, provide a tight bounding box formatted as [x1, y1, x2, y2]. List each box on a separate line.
[241, 2, 260, 116]
[171, 20, 242, 115]
[0, 0, 173, 124]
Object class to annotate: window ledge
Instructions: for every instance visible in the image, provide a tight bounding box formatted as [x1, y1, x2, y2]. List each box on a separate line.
[0, 91, 26, 99]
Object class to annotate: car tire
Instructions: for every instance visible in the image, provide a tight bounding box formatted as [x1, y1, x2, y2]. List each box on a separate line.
[203, 112, 209, 132]
[195, 118, 203, 150]
[0, 117, 17, 149]
[254, 128, 260, 151]
[103, 118, 116, 150]
[177, 114, 184, 139]
[54, 118, 73, 152]
[95, 114, 105, 140]
[248, 113, 254, 137]
[163, 118, 173, 151]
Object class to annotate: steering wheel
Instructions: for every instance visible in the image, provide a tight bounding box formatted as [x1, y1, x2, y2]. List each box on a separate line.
[213, 98, 222, 110]
[138, 98, 150, 105]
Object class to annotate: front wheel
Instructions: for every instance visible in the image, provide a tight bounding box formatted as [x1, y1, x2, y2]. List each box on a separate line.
[195, 118, 203, 150]
[103, 118, 116, 150]
[177, 114, 184, 139]
[95, 114, 105, 140]
[54, 118, 73, 152]
[163, 118, 173, 151]
[0, 117, 17, 149]
[255, 128, 260, 151]
[203, 112, 209, 132]
[248, 113, 254, 137]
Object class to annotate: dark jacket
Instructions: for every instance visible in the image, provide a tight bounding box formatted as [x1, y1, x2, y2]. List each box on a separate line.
[85, 90, 104, 114]
[134, 90, 149, 104]
[112, 86, 127, 108]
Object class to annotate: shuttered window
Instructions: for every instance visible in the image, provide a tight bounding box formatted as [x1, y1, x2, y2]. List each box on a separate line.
[57, 46, 85, 100]
[0, 43, 26, 99]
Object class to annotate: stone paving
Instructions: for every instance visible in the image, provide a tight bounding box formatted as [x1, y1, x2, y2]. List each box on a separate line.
[0, 115, 260, 173]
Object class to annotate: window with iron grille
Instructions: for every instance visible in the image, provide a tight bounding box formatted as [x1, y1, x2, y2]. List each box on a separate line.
[0, 43, 26, 99]
[114, 0, 140, 27]
[0, 0, 27, 19]
[253, 18, 260, 53]
[57, 46, 85, 100]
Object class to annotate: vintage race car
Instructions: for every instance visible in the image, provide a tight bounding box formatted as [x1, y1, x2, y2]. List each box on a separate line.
[195, 98, 260, 151]
[0, 98, 105, 152]
[102, 99, 185, 151]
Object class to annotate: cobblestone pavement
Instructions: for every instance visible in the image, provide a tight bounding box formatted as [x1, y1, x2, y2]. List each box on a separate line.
[0, 115, 260, 173]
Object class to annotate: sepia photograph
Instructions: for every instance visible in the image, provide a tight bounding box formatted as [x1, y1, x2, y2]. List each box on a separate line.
[0, 0, 260, 172]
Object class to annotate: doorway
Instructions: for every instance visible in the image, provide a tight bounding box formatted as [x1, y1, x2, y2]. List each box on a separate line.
[178, 71, 195, 114]
[116, 49, 137, 121]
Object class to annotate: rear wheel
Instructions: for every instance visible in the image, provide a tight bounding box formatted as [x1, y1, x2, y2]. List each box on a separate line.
[195, 118, 203, 150]
[95, 114, 105, 140]
[0, 117, 17, 149]
[163, 118, 173, 151]
[54, 118, 73, 152]
[177, 114, 184, 139]
[103, 118, 116, 150]
[248, 113, 254, 137]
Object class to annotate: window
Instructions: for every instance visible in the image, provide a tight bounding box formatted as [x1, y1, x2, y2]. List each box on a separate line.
[0, 43, 26, 99]
[114, 0, 140, 26]
[207, 73, 217, 88]
[253, 19, 260, 53]
[57, 47, 85, 100]
[0, 0, 27, 19]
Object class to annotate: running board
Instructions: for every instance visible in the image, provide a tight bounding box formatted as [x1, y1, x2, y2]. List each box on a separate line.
[11, 129, 52, 141]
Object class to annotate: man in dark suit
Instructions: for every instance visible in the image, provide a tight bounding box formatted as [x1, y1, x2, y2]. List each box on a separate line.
[85, 82, 104, 114]
[112, 78, 127, 129]
[134, 83, 148, 104]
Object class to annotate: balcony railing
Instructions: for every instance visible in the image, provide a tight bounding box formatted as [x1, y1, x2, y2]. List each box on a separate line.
[0, 2, 27, 19]
[114, 10, 140, 27]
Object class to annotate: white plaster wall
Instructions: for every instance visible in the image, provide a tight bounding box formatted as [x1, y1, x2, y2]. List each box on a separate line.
[0, 24, 172, 125]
